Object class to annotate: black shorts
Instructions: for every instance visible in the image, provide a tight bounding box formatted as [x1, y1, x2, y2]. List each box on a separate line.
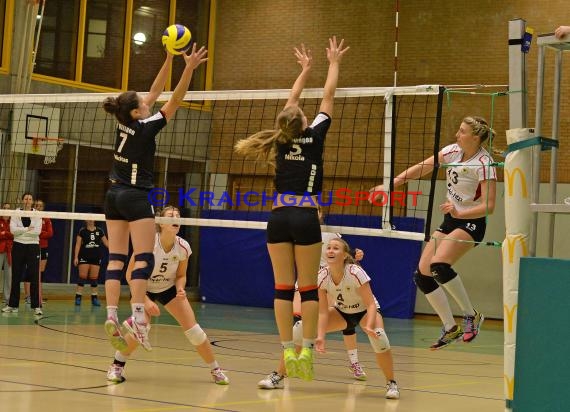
[78, 256, 101, 266]
[147, 285, 177, 306]
[335, 307, 382, 335]
[436, 213, 487, 245]
[104, 183, 155, 222]
[40, 248, 49, 260]
[267, 207, 321, 245]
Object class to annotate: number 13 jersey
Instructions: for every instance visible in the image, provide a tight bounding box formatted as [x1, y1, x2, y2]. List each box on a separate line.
[441, 143, 497, 212]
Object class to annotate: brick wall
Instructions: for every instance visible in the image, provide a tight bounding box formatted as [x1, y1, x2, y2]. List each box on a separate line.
[213, 0, 570, 183]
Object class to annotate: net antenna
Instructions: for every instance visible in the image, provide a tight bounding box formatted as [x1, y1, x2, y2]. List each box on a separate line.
[30, 135, 64, 165]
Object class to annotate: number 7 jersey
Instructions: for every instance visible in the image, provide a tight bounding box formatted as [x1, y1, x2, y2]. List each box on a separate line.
[109, 111, 167, 189]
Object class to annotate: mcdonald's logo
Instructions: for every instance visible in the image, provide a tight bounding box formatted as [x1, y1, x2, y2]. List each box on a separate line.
[504, 374, 515, 400]
[504, 303, 518, 333]
[505, 168, 528, 198]
[505, 235, 528, 264]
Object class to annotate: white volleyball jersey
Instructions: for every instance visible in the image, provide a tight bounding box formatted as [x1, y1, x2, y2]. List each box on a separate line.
[320, 231, 342, 268]
[147, 233, 192, 293]
[441, 143, 497, 211]
[318, 264, 380, 314]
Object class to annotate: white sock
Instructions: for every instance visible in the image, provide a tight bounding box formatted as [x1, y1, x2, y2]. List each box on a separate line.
[440, 276, 475, 317]
[302, 338, 315, 349]
[425, 286, 456, 331]
[347, 349, 359, 364]
[131, 303, 146, 324]
[208, 361, 220, 370]
[114, 351, 129, 363]
[106, 306, 118, 320]
[282, 341, 295, 349]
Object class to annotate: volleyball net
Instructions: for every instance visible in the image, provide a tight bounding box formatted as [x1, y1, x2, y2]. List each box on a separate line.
[0, 86, 443, 234]
[0, 87, 443, 312]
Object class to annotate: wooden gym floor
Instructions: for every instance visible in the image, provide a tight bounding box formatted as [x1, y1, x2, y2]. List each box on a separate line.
[0, 298, 504, 412]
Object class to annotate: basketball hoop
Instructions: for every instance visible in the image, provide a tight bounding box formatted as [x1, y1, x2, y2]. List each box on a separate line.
[32, 137, 64, 164]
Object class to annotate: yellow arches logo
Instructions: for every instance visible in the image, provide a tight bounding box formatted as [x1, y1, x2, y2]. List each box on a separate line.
[504, 303, 518, 333]
[504, 374, 515, 400]
[505, 168, 528, 198]
[505, 235, 528, 264]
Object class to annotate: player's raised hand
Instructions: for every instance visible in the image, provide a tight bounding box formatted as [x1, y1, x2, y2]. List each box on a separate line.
[294, 43, 312, 71]
[183, 43, 208, 70]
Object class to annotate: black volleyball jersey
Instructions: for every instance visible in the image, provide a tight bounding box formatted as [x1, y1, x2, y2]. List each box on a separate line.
[78, 226, 105, 260]
[275, 112, 331, 195]
[109, 111, 167, 189]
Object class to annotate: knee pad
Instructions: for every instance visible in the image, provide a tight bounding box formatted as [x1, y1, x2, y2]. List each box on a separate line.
[105, 269, 124, 281]
[131, 253, 155, 280]
[413, 270, 439, 294]
[342, 327, 356, 336]
[90, 283, 98, 288]
[77, 282, 85, 287]
[274, 285, 295, 301]
[109, 253, 128, 266]
[106, 253, 129, 281]
[368, 327, 391, 353]
[299, 286, 318, 302]
[184, 324, 208, 346]
[292, 319, 303, 346]
[430, 262, 458, 285]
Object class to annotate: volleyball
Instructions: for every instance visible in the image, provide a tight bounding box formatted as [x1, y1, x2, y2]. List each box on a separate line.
[162, 24, 192, 55]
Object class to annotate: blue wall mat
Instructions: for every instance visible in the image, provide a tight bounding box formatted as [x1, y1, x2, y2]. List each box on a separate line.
[199, 211, 423, 318]
[513, 257, 570, 412]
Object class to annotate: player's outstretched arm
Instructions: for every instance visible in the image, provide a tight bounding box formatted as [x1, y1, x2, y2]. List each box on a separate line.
[285, 44, 313, 109]
[161, 44, 208, 120]
[319, 36, 349, 117]
[143, 52, 174, 108]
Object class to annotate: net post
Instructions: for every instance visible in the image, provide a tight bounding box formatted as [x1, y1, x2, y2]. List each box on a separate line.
[505, 17, 530, 411]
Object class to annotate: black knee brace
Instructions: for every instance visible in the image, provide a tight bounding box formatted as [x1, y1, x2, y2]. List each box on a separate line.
[299, 287, 319, 302]
[430, 262, 458, 285]
[413, 269, 440, 294]
[342, 327, 356, 336]
[274, 287, 295, 301]
[77, 282, 85, 287]
[90, 282, 98, 288]
[106, 253, 129, 281]
[131, 252, 155, 280]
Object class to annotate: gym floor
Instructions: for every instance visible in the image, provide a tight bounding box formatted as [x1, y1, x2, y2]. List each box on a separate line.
[0, 297, 504, 412]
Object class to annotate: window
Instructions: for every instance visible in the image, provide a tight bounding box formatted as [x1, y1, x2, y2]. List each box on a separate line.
[128, 0, 169, 92]
[31, 0, 212, 91]
[0, 0, 5, 66]
[82, 1, 126, 88]
[35, 0, 80, 80]
[172, 0, 210, 91]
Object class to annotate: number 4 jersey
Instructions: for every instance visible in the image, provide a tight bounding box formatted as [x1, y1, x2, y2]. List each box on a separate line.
[147, 233, 192, 293]
[318, 263, 380, 314]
